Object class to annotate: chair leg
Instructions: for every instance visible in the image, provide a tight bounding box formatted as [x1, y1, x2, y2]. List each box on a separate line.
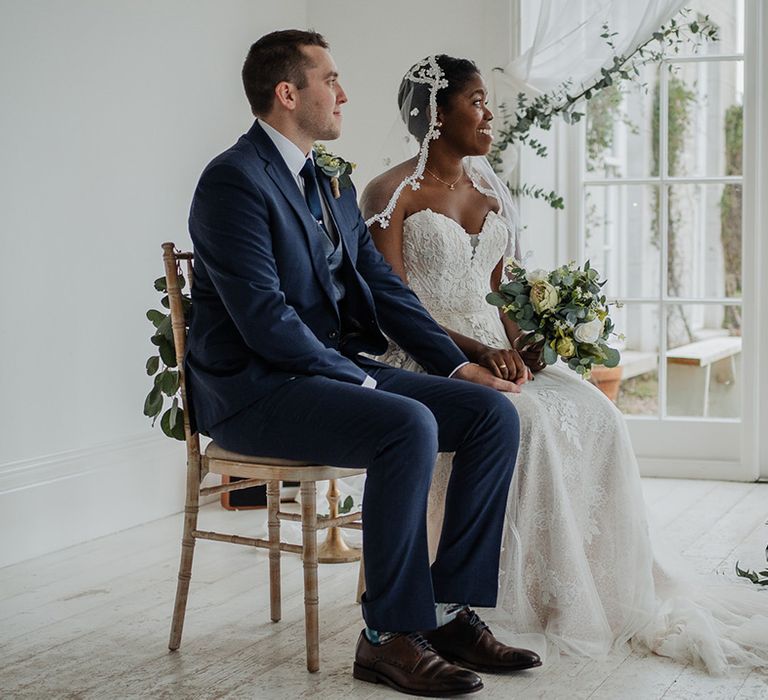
[356, 549, 366, 604]
[169, 467, 200, 650]
[267, 479, 281, 622]
[300, 481, 320, 672]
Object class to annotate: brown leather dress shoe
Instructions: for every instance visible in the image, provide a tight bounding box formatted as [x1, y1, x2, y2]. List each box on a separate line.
[353, 630, 483, 697]
[423, 608, 543, 673]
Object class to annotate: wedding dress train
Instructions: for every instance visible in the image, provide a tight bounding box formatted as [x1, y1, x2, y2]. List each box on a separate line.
[377, 207, 768, 673]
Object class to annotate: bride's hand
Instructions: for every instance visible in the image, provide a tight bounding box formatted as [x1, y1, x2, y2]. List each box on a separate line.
[453, 362, 522, 393]
[477, 347, 532, 384]
[513, 333, 547, 373]
[518, 345, 547, 373]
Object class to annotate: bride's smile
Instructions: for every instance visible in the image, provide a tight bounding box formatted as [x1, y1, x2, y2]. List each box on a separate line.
[436, 72, 494, 157]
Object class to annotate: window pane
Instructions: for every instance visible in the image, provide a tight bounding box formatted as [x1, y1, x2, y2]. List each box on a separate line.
[666, 184, 742, 299]
[585, 64, 659, 179]
[584, 185, 660, 299]
[612, 304, 660, 417]
[665, 303, 741, 417]
[666, 61, 743, 177]
[670, 0, 744, 57]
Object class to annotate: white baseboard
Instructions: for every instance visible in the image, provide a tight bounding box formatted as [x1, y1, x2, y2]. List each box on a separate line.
[0, 434, 188, 568]
[638, 457, 755, 481]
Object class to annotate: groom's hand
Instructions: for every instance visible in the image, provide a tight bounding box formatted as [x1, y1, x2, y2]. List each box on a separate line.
[477, 347, 531, 385]
[453, 363, 522, 393]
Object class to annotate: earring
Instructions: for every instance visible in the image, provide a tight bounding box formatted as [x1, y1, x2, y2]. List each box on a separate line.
[435, 120, 443, 128]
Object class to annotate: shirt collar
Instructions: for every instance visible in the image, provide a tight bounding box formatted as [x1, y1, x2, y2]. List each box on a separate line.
[258, 119, 311, 178]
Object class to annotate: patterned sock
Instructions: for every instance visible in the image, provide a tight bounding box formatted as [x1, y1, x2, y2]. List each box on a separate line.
[435, 602, 467, 627]
[365, 627, 399, 645]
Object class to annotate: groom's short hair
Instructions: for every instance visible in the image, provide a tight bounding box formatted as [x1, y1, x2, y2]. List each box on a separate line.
[242, 29, 329, 116]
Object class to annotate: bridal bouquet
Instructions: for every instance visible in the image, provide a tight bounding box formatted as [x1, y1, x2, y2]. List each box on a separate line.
[486, 260, 620, 378]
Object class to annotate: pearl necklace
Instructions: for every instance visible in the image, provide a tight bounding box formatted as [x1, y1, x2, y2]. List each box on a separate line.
[424, 167, 463, 191]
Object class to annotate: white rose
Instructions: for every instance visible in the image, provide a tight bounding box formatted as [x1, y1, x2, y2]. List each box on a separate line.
[573, 318, 603, 344]
[525, 268, 549, 284]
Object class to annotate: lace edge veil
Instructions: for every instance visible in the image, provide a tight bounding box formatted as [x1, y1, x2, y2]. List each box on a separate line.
[365, 55, 522, 263]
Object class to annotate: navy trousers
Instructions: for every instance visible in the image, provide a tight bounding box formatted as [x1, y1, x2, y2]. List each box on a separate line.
[207, 363, 520, 632]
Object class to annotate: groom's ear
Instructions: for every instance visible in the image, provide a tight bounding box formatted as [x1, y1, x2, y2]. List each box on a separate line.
[274, 81, 298, 112]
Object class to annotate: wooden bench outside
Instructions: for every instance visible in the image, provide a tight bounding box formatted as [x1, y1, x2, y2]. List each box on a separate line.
[666, 336, 741, 417]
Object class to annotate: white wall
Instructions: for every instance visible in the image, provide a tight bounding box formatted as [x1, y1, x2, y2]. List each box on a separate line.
[0, 0, 307, 567]
[0, 0, 517, 567]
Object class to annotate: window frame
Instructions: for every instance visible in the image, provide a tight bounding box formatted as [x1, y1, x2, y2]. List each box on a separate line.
[561, 0, 765, 479]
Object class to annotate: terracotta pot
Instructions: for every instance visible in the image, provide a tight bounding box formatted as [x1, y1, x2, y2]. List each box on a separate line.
[590, 365, 623, 402]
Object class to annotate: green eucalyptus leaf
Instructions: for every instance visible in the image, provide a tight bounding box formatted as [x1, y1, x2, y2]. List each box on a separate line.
[157, 315, 174, 341]
[338, 495, 354, 514]
[159, 369, 180, 396]
[143, 387, 163, 418]
[145, 356, 160, 376]
[485, 292, 506, 307]
[161, 406, 186, 440]
[169, 397, 179, 427]
[542, 343, 558, 365]
[158, 336, 177, 367]
[146, 309, 165, 327]
[602, 347, 621, 368]
[154, 276, 168, 292]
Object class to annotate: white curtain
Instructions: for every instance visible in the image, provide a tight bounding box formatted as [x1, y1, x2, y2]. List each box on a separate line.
[494, 0, 688, 100]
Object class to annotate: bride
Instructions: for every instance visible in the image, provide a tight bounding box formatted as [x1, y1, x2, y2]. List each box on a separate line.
[359, 54, 768, 673]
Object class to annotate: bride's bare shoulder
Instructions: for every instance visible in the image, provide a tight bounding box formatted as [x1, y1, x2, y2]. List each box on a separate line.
[360, 158, 417, 220]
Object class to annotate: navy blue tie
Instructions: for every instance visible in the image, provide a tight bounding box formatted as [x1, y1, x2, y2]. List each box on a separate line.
[300, 159, 335, 243]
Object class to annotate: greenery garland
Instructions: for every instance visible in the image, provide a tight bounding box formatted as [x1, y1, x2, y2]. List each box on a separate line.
[143, 274, 189, 441]
[489, 9, 719, 208]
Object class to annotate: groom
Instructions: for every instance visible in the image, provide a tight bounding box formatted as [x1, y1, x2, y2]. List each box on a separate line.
[186, 29, 540, 695]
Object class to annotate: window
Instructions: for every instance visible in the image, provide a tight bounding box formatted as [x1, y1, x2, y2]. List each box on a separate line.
[574, 0, 761, 478]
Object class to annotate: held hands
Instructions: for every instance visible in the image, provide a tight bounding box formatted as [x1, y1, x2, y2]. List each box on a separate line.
[477, 346, 533, 385]
[453, 362, 523, 393]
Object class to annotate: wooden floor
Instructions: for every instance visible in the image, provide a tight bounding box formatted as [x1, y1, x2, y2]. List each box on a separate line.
[1, 478, 767, 699]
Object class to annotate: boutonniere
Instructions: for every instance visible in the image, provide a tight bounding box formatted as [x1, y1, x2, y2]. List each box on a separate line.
[313, 143, 356, 198]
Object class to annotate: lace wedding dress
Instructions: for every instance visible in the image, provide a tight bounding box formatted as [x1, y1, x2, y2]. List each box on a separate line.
[378, 207, 768, 673]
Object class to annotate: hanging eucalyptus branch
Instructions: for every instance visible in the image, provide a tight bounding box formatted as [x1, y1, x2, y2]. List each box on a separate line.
[510, 183, 564, 210]
[143, 275, 190, 440]
[488, 9, 719, 207]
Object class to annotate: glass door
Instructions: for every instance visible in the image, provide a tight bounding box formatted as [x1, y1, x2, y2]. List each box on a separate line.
[578, 0, 758, 479]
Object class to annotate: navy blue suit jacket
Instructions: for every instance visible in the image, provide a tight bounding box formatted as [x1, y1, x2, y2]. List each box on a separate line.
[186, 121, 467, 433]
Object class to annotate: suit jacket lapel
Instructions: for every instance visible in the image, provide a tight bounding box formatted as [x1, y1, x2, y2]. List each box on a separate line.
[245, 122, 336, 307]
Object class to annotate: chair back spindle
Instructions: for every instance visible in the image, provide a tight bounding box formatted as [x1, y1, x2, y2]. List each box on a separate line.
[161, 242, 201, 471]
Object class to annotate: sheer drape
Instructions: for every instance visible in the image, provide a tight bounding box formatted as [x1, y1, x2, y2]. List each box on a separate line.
[493, 0, 687, 100]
